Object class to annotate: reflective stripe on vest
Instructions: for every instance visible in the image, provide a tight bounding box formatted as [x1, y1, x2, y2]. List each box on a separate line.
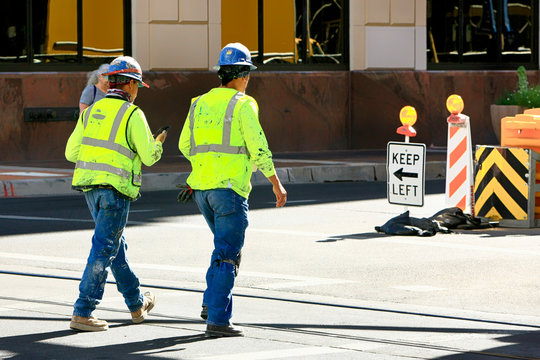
[80, 138, 135, 160]
[189, 92, 249, 156]
[83, 104, 94, 128]
[75, 160, 142, 184]
[81, 101, 135, 160]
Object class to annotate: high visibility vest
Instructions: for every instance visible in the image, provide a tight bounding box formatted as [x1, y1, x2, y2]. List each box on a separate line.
[189, 91, 248, 157]
[72, 98, 142, 199]
[186, 89, 257, 198]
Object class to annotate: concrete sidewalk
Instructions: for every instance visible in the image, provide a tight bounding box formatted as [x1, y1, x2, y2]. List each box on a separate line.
[0, 150, 447, 198]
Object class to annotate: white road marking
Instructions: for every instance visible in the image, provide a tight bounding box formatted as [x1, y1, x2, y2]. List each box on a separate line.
[376, 237, 540, 256]
[0, 351, 16, 359]
[0, 252, 84, 265]
[392, 285, 445, 292]
[0, 252, 355, 287]
[261, 278, 354, 289]
[194, 346, 349, 360]
[342, 341, 385, 351]
[246, 227, 325, 237]
[0, 215, 94, 223]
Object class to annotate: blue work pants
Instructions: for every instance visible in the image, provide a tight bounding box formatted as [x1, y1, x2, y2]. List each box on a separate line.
[193, 189, 248, 326]
[73, 188, 144, 317]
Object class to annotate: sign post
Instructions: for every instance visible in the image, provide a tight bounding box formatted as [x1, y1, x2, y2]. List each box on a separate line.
[387, 106, 426, 207]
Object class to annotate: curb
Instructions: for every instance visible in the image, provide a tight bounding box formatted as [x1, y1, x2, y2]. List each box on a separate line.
[0, 162, 446, 198]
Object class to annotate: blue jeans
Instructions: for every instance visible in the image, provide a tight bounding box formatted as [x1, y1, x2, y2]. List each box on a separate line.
[73, 188, 144, 317]
[193, 189, 248, 326]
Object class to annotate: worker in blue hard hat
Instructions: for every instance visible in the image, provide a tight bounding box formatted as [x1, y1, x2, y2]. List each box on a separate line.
[214, 42, 257, 70]
[66, 55, 166, 331]
[179, 42, 287, 337]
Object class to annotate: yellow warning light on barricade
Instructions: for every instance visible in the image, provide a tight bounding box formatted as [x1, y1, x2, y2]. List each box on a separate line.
[397, 105, 417, 138]
[446, 94, 465, 124]
[399, 105, 417, 126]
[446, 94, 464, 115]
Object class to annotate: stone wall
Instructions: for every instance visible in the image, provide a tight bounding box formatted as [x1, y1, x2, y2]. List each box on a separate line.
[350, 71, 540, 149]
[0, 70, 535, 161]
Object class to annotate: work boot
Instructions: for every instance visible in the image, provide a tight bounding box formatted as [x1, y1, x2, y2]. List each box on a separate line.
[200, 306, 208, 320]
[70, 315, 108, 332]
[205, 323, 244, 337]
[131, 291, 156, 324]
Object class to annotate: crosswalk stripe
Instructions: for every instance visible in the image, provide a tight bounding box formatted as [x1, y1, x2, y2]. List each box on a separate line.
[194, 346, 349, 360]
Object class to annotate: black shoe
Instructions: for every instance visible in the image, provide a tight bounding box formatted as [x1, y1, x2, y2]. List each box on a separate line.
[200, 306, 208, 320]
[205, 324, 244, 337]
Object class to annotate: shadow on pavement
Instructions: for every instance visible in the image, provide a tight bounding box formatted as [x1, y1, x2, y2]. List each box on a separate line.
[2, 286, 540, 360]
[318, 232, 394, 242]
[243, 322, 540, 359]
[2, 313, 538, 359]
[434, 330, 540, 359]
[0, 325, 208, 360]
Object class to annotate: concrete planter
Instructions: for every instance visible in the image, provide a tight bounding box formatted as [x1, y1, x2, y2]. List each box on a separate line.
[490, 104, 526, 144]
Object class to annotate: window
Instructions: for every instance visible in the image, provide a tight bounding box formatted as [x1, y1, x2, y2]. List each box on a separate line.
[427, 0, 538, 69]
[222, 0, 348, 70]
[0, 0, 131, 71]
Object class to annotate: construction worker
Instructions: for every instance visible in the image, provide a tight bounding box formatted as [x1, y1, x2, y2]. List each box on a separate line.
[179, 42, 287, 337]
[65, 56, 167, 331]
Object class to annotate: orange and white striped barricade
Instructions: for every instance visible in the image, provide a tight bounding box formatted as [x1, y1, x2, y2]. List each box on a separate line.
[445, 95, 475, 215]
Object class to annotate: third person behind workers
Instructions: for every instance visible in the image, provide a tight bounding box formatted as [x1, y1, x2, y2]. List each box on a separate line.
[178, 42, 287, 338]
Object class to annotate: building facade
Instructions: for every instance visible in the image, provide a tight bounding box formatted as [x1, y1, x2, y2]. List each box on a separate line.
[0, 0, 538, 161]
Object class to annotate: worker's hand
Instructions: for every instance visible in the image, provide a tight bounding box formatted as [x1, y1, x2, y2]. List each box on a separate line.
[272, 182, 287, 208]
[267, 174, 286, 208]
[176, 183, 194, 203]
[155, 130, 167, 144]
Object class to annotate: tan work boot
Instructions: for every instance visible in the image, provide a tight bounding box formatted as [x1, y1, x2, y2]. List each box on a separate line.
[70, 315, 108, 331]
[131, 291, 156, 324]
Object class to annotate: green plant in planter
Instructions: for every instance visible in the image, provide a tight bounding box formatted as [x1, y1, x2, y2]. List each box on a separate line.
[496, 66, 540, 108]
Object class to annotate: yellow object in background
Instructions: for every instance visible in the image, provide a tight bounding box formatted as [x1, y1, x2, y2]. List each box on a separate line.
[399, 105, 417, 126]
[446, 94, 464, 115]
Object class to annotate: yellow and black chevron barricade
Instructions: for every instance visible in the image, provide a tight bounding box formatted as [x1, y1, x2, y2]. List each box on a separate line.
[474, 146, 540, 227]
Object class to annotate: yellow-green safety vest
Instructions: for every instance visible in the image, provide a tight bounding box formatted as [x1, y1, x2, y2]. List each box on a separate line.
[72, 98, 142, 199]
[189, 92, 249, 157]
[182, 88, 275, 198]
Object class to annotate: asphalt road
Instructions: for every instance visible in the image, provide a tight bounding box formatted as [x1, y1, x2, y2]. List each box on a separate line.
[0, 181, 446, 236]
[1, 180, 540, 359]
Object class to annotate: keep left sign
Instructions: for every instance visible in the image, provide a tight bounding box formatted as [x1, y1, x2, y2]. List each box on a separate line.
[387, 141, 426, 206]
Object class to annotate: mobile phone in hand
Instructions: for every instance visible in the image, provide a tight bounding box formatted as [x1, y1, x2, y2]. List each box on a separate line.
[155, 125, 170, 136]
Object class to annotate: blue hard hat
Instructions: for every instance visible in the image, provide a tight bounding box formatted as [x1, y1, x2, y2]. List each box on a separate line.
[214, 43, 257, 70]
[102, 56, 149, 88]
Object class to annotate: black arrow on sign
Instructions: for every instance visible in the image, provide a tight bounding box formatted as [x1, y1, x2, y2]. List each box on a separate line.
[393, 168, 418, 181]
